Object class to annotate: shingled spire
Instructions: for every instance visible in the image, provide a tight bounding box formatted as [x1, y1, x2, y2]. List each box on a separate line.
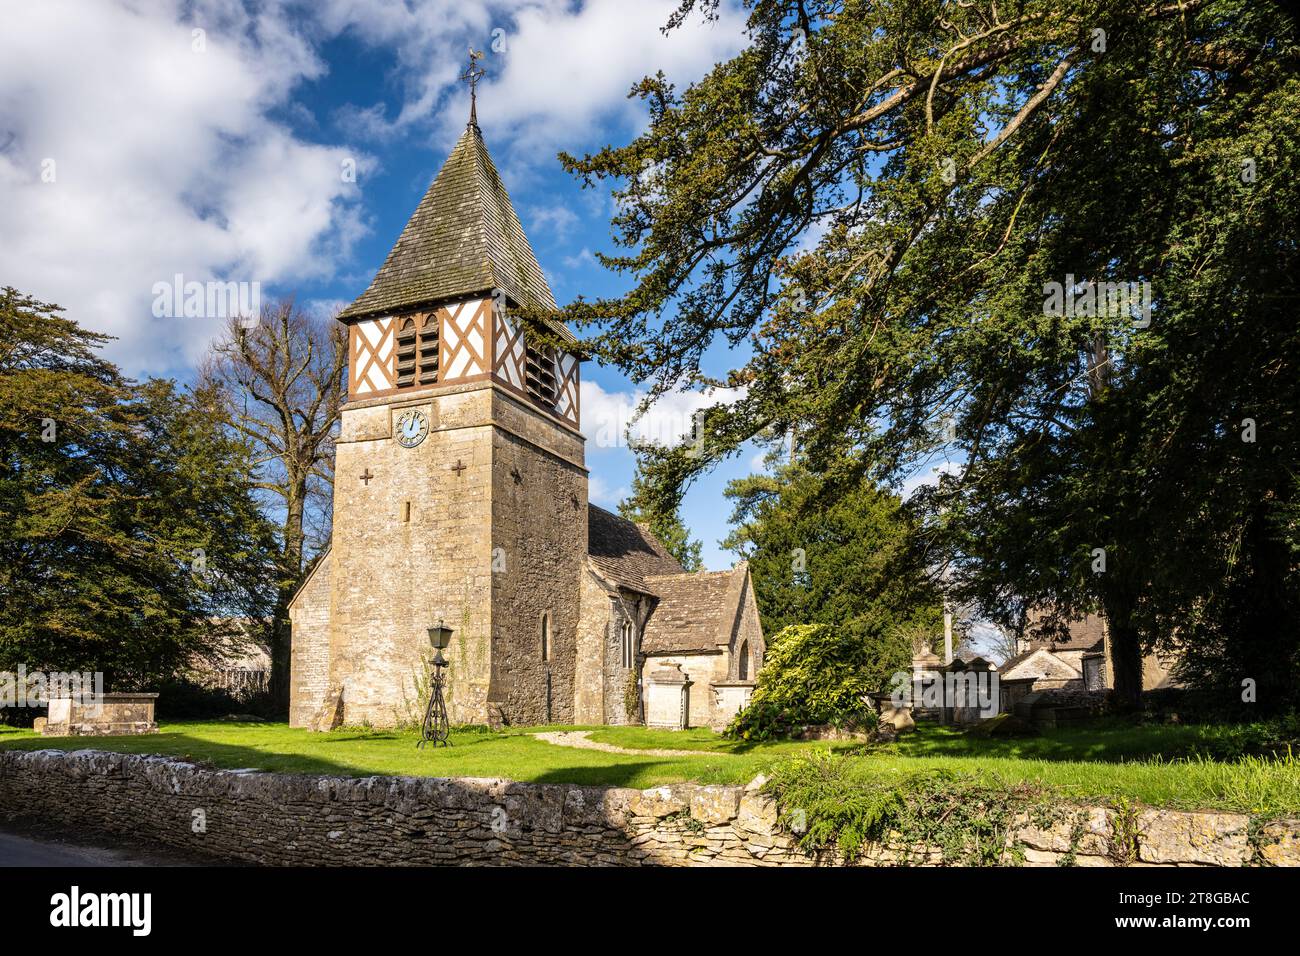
[338, 124, 558, 321]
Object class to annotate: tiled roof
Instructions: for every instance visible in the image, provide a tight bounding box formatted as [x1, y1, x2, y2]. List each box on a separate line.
[1023, 609, 1106, 652]
[1000, 646, 1083, 681]
[339, 124, 561, 325]
[586, 505, 684, 591]
[641, 568, 747, 655]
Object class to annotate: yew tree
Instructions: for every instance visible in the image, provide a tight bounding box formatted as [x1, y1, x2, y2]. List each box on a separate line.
[0, 288, 277, 690]
[557, 1, 1300, 707]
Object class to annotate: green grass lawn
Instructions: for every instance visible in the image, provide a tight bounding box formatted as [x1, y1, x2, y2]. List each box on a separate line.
[1, 719, 1296, 815]
[0, 721, 829, 789]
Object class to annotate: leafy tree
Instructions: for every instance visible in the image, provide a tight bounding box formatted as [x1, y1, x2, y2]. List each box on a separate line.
[723, 461, 940, 640]
[0, 288, 277, 691]
[557, 0, 1300, 707]
[722, 461, 939, 734]
[618, 451, 703, 571]
[202, 302, 346, 713]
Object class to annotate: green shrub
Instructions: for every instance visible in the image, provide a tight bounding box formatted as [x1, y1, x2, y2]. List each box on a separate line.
[763, 750, 1055, 864]
[726, 622, 886, 740]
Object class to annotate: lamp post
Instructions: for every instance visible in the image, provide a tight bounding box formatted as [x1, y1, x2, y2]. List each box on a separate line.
[418, 620, 453, 749]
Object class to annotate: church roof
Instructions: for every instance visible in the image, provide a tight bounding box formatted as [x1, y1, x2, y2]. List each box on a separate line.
[339, 123, 560, 323]
[641, 567, 750, 655]
[586, 505, 684, 591]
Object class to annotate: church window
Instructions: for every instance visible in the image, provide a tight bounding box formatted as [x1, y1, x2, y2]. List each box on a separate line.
[620, 620, 635, 669]
[738, 640, 750, 680]
[524, 340, 558, 408]
[540, 612, 550, 662]
[395, 314, 438, 389]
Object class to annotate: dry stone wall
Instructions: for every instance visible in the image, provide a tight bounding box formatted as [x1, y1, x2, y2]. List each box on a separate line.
[0, 749, 1295, 867]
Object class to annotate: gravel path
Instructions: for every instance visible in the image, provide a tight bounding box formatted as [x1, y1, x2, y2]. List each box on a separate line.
[532, 730, 708, 758]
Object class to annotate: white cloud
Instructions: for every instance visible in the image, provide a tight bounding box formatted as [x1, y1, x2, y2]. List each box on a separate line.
[0, 0, 746, 376]
[563, 247, 598, 269]
[525, 203, 579, 241]
[587, 473, 628, 509]
[581, 378, 746, 451]
[316, 0, 745, 156]
[0, 0, 371, 375]
[475, 0, 745, 151]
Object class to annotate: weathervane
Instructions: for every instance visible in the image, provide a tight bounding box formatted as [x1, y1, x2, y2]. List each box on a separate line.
[461, 47, 486, 128]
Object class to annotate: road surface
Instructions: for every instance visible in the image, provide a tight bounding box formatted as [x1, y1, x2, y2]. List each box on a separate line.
[0, 823, 204, 866]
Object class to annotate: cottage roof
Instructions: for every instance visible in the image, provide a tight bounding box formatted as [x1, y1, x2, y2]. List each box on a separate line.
[1022, 609, 1107, 652]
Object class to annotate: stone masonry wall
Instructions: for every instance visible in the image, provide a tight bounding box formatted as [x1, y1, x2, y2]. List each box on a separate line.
[488, 388, 587, 726]
[2, 750, 1294, 867]
[730, 574, 765, 681]
[644, 652, 728, 729]
[288, 553, 332, 728]
[325, 386, 496, 727]
[573, 571, 611, 725]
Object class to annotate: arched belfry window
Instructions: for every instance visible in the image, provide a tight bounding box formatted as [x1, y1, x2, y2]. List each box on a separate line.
[620, 620, 635, 669]
[395, 314, 439, 389]
[524, 340, 558, 408]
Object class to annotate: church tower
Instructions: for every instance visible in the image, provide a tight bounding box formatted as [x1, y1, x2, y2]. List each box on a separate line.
[288, 115, 586, 729]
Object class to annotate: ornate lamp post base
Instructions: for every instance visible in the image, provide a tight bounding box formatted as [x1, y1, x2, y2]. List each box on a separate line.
[417, 663, 450, 748]
[418, 620, 454, 749]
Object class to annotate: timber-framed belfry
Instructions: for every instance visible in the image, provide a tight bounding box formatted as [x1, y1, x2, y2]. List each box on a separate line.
[288, 112, 763, 733]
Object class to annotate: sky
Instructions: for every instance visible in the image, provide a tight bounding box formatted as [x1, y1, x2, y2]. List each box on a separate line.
[0, 0, 966, 577]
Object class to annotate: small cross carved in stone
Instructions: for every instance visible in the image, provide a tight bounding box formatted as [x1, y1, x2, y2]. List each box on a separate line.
[359, 468, 375, 486]
[450, 459, 468, 477]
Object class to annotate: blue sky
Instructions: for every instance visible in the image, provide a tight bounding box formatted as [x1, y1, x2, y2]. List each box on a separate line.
[1, 0, 991, 654]
[0, 0, 781, 569]
[1, 0, 963, 577]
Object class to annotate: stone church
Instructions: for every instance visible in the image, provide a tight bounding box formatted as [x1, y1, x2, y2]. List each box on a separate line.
[289, 115, 764, 733]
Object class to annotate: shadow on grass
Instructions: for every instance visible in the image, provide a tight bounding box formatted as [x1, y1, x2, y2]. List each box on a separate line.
[883, 718, 1277, 764]
[0, 723, 746, 788]
[0, 730, 369, 778]
[531, 761, 672, 788]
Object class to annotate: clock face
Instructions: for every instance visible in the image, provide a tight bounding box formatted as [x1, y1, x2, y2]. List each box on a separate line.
[394, 408, 429, 448]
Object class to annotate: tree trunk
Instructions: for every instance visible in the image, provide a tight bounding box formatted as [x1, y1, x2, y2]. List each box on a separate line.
[1235, 499, 1299, 712]
[269, 481, 307, 716]
[1102, 589, 1143, 711]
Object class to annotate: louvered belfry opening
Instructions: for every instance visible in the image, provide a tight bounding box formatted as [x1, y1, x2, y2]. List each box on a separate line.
[417, 315, 439, 385]
[395, 317, 417, 388]
[524, 340, 558, 408]
[395, 314, 439, 390]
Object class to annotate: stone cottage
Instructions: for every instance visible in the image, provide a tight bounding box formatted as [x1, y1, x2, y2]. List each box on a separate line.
[998, 611, 1181, 712]
[288, 112, 764, 733]
[999, 613, 1111, 694]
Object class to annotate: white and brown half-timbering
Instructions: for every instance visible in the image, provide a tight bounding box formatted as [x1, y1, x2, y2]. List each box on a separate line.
[288, 116, 762, 731]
